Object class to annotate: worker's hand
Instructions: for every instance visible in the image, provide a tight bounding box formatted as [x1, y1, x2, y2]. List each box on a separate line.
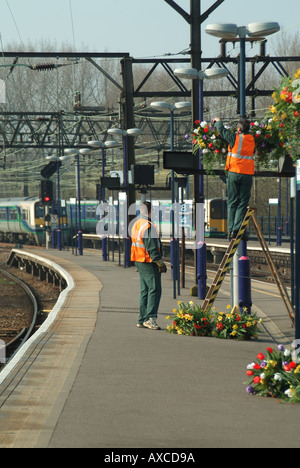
[213, 118, 220, 124]
[155, 260, 167, 273]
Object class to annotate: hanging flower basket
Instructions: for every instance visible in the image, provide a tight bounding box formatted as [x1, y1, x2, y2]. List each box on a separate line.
[192, 68, 300, 172]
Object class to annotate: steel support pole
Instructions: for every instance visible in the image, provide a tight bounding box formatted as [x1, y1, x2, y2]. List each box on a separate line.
[76, 154, 83, 255]
[190, 0, 207, 299]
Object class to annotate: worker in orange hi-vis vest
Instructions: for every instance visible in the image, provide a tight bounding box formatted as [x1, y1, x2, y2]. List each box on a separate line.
[131, 201, 167, 330]
[213, 118, 255, 240]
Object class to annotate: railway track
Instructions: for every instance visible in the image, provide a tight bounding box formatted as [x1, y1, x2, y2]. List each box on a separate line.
[0, 268, 38, 369]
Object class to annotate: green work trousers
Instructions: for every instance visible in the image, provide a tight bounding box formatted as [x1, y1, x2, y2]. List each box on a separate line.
[227, 171, 253, 233]
[136, 262, 162, 324]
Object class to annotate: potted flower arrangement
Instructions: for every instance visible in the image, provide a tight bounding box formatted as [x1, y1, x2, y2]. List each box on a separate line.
[166, 301, 214, 337]
[246, 345, 300, 403]
[212, 305, 262, 341]
[166, 303, 262, 341]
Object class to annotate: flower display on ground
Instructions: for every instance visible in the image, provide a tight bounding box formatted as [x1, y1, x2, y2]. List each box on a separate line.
[166, 303, 262, 341]
[166, 301, 214, 336]
[246, 345, 300, 403]
[212, 305, 262, 341]
[192, 68, 300, 172]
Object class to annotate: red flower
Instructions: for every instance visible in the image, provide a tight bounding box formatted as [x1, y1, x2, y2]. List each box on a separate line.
[208, 143, 213, 148]
[253, 376, 260, 384]
[257, 353, 265, 361]
[253, 363, 261, 370]
[215, 149, 220, 153]
[289, 361, 297, 370]
[284, 365, 290, 372]
[203, 127, 209, 133]
[235, 315, 241, 322]
[293, 110, 300, 117]
[217, 322, 224, 331]
[266, 347, 273, 354]
[266, 134, 271, 138]
[247, 370, 254, 376]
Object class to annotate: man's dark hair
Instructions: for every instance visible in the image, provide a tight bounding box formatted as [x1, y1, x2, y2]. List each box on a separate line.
[237, 118, 251, 134]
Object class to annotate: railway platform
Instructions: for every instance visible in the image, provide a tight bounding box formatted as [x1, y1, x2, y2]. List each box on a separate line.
[0, 247, 299, 449]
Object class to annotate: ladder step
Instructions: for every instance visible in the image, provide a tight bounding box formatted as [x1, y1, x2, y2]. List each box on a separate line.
[202, 207, 255, 312]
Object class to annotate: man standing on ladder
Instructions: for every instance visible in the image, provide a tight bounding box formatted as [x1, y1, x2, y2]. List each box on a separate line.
[213, 118, 255, 239]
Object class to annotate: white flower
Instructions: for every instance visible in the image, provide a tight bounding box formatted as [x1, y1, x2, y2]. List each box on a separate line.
[284, 388, 295, 398]
[222, 148, 227, 153]
[202, 149, 209, 153]
[268, 118, 273, 123]
[260, 373, 266, 380]
[255, 131, 261, 135]
[193, 128, 199, 134]
[247, 363, 255, 370]
[211, 134, 216, 140]
[274, 373, 282, 381]
[254, 121, 259, 126]
[200, 121, 208, 128]
[284, 349, 291, 357]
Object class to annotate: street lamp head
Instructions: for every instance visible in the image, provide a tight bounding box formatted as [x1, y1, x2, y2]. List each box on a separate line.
[247, 22, 280, 37]
[204, 68, 229, 80]
[64, 148, 79, 156]
[87, 140, 104, 148]
[126, 128, 142, 136]
[150, 101, 175, 112]
[79, 148, 91, 155]
[174, 68, 200, 80]
[174, 67, 228, 81]
[107, 128, 124, 136]
[205, 23, 238, 39]
[104, 140, 120, 148]
[174, 101, 192, 111]
[206, 21, 280, 39]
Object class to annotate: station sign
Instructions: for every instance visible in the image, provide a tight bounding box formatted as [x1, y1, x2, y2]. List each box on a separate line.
[269, 198, 278, 205]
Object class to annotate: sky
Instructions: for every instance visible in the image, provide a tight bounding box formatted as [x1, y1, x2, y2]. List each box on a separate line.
[0, 0, 299, 60]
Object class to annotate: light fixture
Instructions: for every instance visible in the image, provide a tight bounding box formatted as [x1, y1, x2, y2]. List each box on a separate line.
[174, 67, 229, 80]
[205, 21, 280, 39]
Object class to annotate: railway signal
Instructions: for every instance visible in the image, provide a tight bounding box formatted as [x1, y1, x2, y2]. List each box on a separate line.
[41, 179, 53, 205]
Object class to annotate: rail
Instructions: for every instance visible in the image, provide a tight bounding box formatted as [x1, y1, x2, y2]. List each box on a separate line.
[0, 268, 39, 365]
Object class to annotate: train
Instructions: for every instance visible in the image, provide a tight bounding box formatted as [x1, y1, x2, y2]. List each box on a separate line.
[0, 197, 228, 245]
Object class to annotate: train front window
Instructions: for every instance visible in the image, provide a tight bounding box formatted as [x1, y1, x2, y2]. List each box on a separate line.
[210, 200, 227, 219]
[35, 204, 45, 219]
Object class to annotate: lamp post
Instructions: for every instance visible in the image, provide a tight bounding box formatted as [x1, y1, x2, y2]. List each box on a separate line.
[107, 127, 142, 268]
[205, 22, 280, 117]
[174, 67, 229, 299]
[64, 148, 91, 255]
[87, 139, 120, 261]
[150, 100, 191, 299]
[46, 153, 71, 251]
[205, 22, 280, 311]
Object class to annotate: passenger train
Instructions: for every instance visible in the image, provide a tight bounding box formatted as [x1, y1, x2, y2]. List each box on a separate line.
[0, 197, 227, 245]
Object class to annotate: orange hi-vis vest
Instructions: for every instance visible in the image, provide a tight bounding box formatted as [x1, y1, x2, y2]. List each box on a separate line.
[226, 133, 255, 175]
[131, 217, 160, 263]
